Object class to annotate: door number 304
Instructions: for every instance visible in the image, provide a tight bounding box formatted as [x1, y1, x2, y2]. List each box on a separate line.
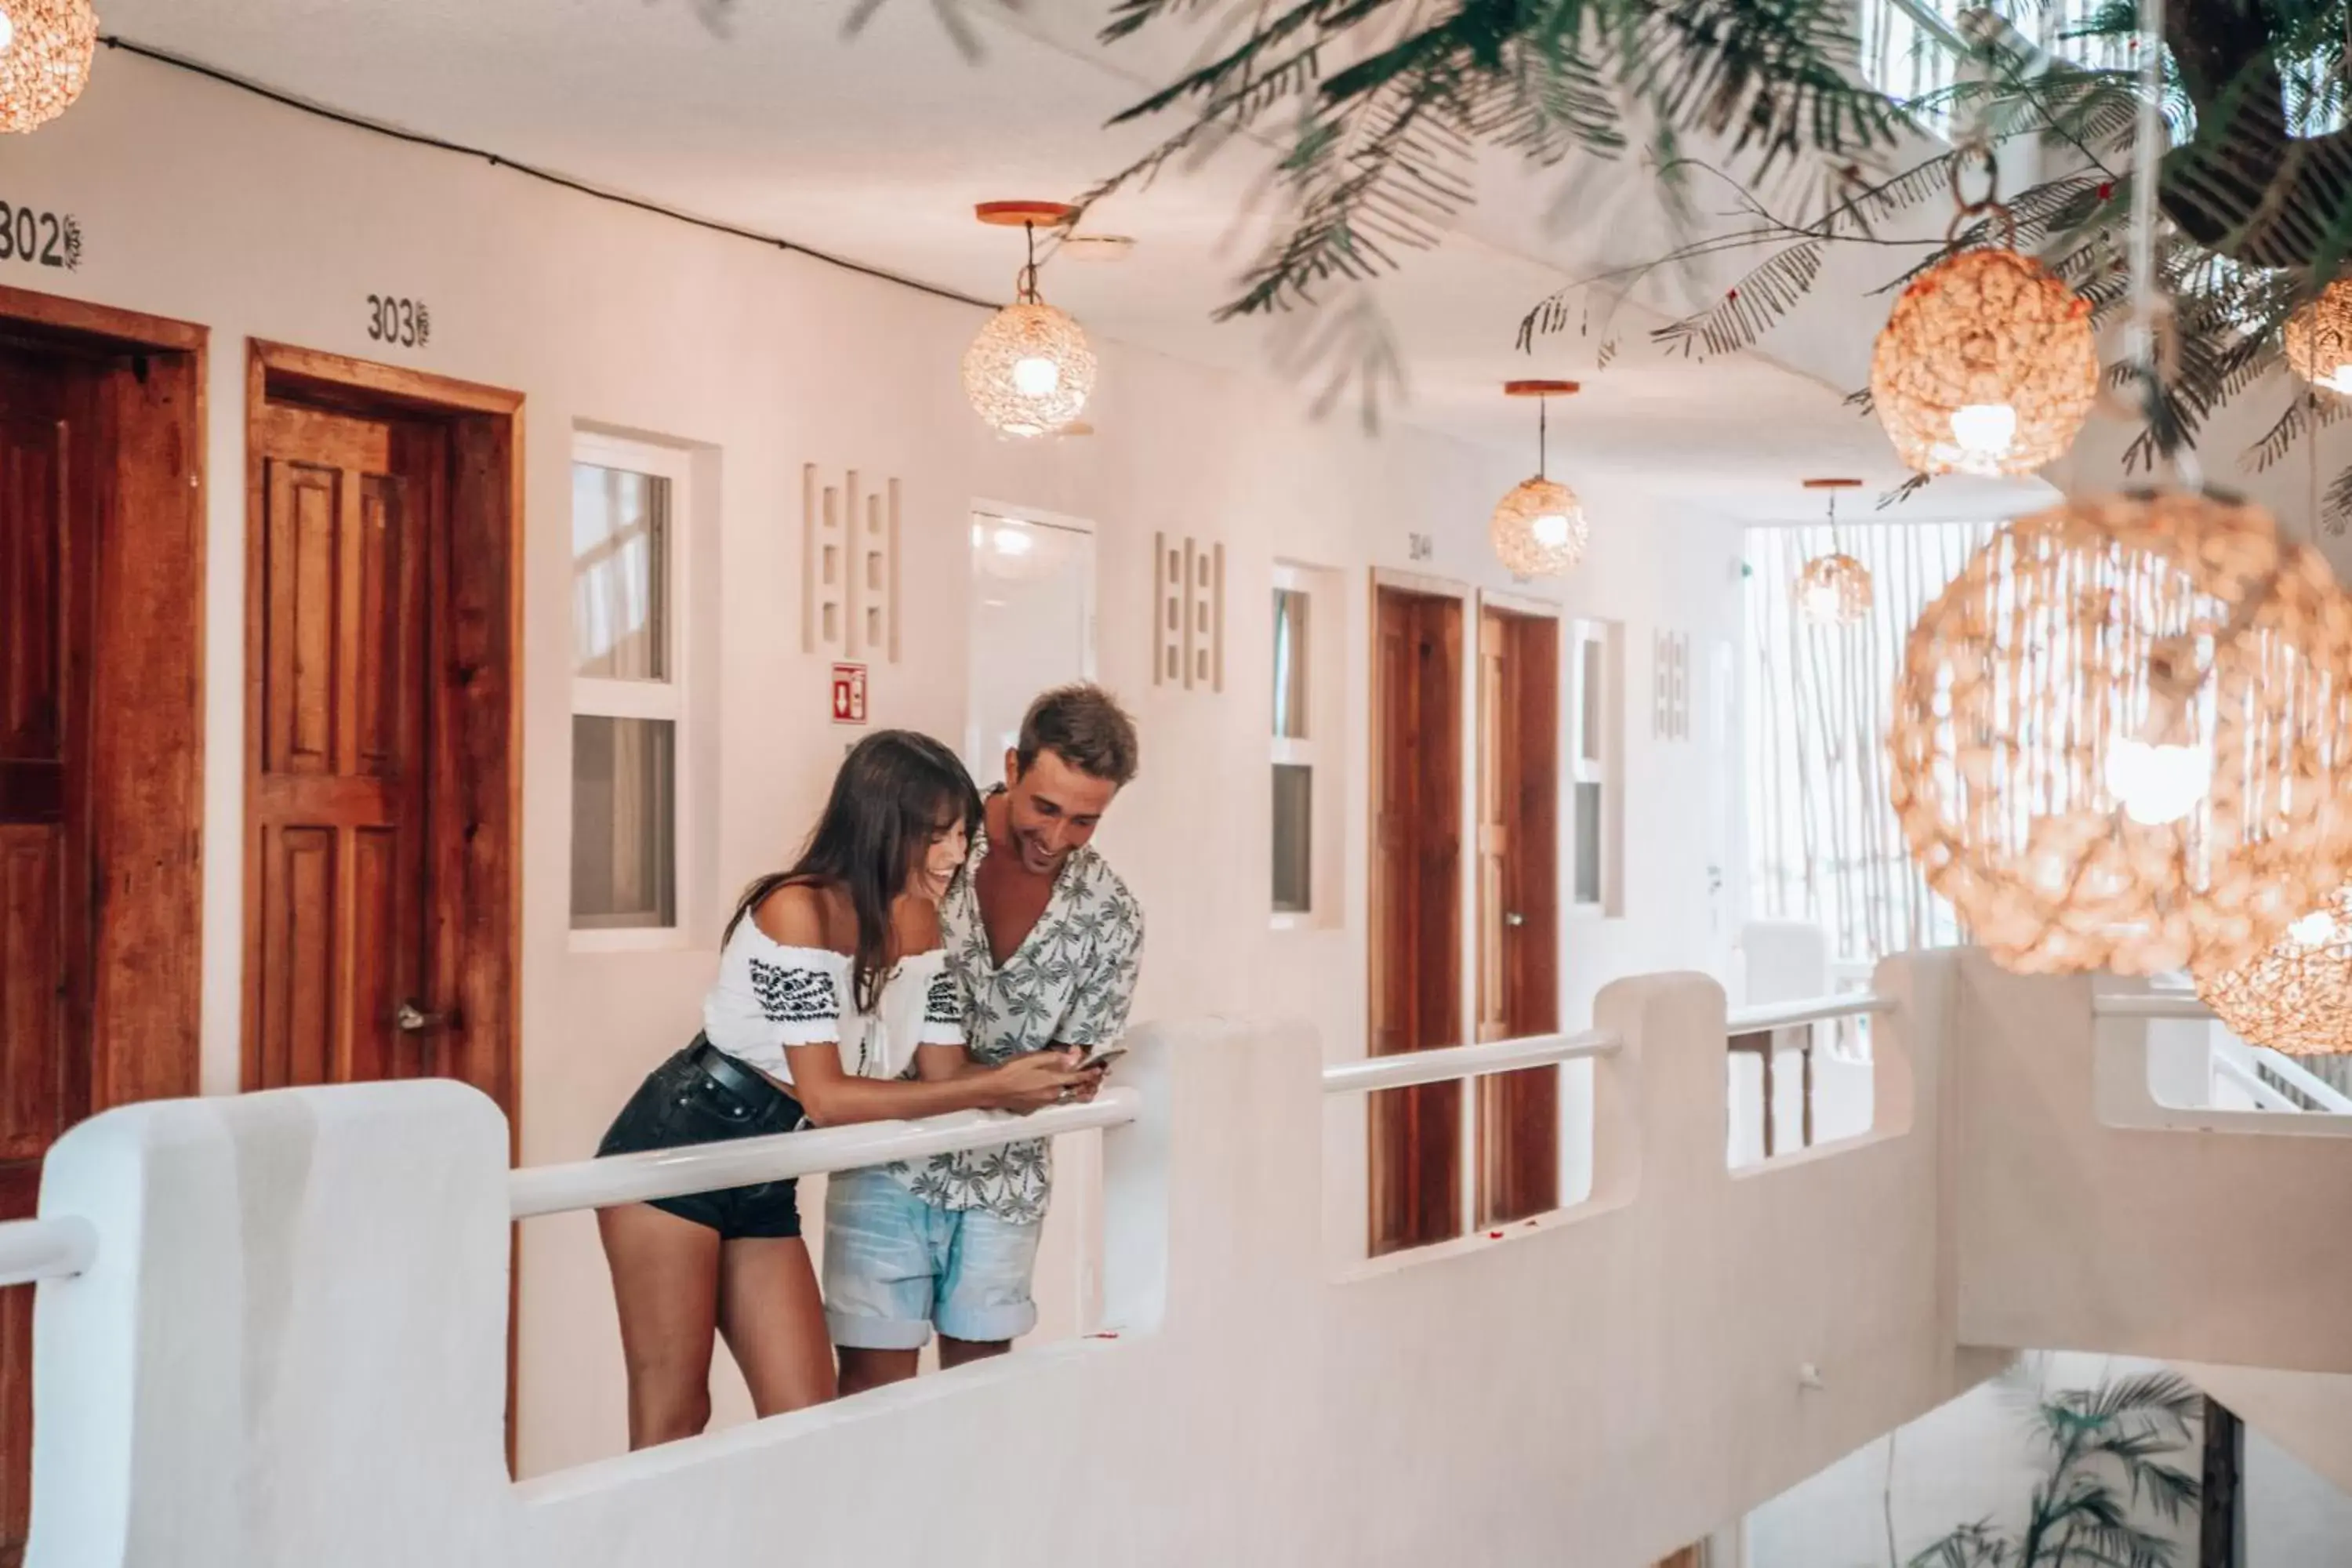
[366, 295, 431, 348]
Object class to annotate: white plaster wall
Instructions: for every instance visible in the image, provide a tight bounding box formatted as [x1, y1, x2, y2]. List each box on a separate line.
[1955, 956, 2352, 1373]
[2246, 1428, 2352, 1565]
[9, 52, 1744, 1472]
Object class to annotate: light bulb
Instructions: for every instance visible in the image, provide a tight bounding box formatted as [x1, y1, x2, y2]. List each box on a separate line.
[2323, 365, 2352, 397]
[1531, 513, 1573, 548]
[1798, 582, 1842, 622]
[2288, 909, 2343, 949]
[1011, 356, 1061, 397]
[991, 526, 1033, 557]
[2104, 738, 2213, 827]
[0, 9, 16, 53]
[1949, 402, 2018, 457]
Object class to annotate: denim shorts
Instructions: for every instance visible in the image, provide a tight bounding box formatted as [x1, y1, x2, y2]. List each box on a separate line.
[597, 1040, 808, 1240]
[822, 1165, 1042, 1349]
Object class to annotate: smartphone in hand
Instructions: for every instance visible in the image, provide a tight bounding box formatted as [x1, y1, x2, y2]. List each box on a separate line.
[1073, 1044, 1127, 1074]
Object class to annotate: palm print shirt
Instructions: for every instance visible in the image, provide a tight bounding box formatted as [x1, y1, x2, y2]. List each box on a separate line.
[885, 811, 1144, 1223]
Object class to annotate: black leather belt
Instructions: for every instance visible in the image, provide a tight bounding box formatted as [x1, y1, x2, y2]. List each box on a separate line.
[691, 1037, 782, 1107]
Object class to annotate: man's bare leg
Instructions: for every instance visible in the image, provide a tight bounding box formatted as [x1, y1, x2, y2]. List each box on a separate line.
[836, 1345, 920, 1396]
[938, 1335, 1011, 1370]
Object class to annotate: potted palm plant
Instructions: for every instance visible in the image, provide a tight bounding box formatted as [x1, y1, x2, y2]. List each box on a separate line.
[1907, 1369, 2204, 1568]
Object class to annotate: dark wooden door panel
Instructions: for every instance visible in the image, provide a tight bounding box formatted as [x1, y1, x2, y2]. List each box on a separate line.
[0, 829, 60, 1162]
[1477, 608, 1561, 1228]
[249, 409, 430, 1094]
[0, 347, 81, 1568]
[1369, 586, 1464, 1256]
[0, 291, 206, 1566]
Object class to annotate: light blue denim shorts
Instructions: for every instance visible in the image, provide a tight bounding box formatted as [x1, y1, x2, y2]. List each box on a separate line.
[822, 1165, 1042, 1350]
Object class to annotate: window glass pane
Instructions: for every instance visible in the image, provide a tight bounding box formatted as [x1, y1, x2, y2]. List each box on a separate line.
[1272, 589, 1310, 739]
[1272, 763, 1313, 913]
[572, 715, 677, 928]
[1579, 638, 1603, 764]
[1573, 782, 1602, 906]
[573, 463, 670, 681]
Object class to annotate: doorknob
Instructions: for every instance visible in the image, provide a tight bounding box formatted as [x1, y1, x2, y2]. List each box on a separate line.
[1504, 912, 1526, 927]
[394, 1000, 456, 1034]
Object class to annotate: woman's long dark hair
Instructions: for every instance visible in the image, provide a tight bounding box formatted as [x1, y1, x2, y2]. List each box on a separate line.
[726, 730, 983, 1012]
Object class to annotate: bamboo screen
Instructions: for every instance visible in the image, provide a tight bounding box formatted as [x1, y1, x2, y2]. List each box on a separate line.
[1744, 517, 1994, 960]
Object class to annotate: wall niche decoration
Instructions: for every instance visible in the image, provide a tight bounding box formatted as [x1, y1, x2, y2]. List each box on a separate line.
[1152, 532, 1225, 692]
[1653, 630, 1690, 741]
[802, 464, 900, 662]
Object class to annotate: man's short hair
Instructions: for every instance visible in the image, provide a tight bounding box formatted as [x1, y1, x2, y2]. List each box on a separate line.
[1016, 684, 1139, 787]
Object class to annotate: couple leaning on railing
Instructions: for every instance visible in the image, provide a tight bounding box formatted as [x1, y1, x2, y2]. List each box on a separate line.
[593, 684, 1145, 1446]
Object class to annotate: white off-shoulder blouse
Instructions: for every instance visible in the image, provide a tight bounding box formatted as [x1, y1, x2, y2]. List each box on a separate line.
[701, 916, 964, 1087]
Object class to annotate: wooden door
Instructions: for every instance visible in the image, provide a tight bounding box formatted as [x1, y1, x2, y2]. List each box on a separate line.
[0, 347, 86, 1565]
[1369, 585, 1462, 1255]
[247, 402, 437, 1088]
[0, 290, 206, 1568]
[244, 342, 523, 1469]
[1476, 606, 1560, 1225]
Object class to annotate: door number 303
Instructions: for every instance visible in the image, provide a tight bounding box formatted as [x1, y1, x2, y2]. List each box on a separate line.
[366, 295, 432, 348]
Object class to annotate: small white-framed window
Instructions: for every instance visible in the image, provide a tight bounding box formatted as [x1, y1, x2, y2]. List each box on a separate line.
[1567, 618, 1624, 916]
[1272, 578, 1314, 916]
[570, 432, 690, 946]
[1272, 562, 1345, 928]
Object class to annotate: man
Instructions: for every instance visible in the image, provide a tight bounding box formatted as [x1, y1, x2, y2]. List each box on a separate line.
[826, 684, 1144, 1392]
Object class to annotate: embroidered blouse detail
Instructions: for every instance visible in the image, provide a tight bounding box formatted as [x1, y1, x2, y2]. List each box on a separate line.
[702, 916, 961, 1087]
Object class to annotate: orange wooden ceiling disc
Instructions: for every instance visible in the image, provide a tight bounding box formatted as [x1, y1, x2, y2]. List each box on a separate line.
[1503, 379, 1581, 397]
[975, 201, 1078, 229]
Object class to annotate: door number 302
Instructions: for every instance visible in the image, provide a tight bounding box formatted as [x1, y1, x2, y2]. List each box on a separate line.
[365, 294, 432, 348]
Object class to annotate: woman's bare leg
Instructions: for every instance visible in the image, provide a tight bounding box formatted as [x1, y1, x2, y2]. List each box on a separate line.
[717, 1236, 839, 1417]
[597, 1203, 721, 1447]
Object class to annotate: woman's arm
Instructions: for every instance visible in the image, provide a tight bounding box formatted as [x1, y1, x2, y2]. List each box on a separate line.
[913, 1042, 984, 1082]
[786, 1042, 1083, 1126]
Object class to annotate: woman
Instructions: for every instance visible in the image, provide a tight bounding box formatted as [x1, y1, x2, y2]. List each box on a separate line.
[595, 730, 1092, 1446]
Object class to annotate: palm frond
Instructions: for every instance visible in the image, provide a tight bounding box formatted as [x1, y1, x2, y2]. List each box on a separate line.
[2325, 465, 2352, 535]
[1651, 239, 1823, 356]
[1907, 1519, 2010, 1568]
[1098, 0, 1908, 334]
[1878, 471, 1931, 509]
[2245, 390, 2352, 473]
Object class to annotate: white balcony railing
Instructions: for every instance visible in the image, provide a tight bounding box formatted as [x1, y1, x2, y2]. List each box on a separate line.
[509, 1090, 1142, 1219]
[24, 959, 2352, 1568]
[0, 1214, 96, 1289]
[1319, 1029, 1619, 1097]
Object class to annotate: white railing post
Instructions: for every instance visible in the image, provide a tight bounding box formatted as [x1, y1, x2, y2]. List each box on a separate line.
[31, 1080, 516, 1568]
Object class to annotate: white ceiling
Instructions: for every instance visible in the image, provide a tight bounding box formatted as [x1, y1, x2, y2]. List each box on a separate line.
[100, 0, 2053, 521]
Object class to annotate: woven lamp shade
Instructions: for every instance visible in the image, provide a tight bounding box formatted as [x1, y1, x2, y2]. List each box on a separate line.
[1887, 491, 2352, 976]
[2285, 279, 2352, 397]
[1870, 249, 2098, 477]
[962, 300, 1095, 439]
[1796, 553, 1872, 625]
[2194, 884, 2352, 1056]
[0, 0, 98, 134]
[1490, 477, 1588, 578]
